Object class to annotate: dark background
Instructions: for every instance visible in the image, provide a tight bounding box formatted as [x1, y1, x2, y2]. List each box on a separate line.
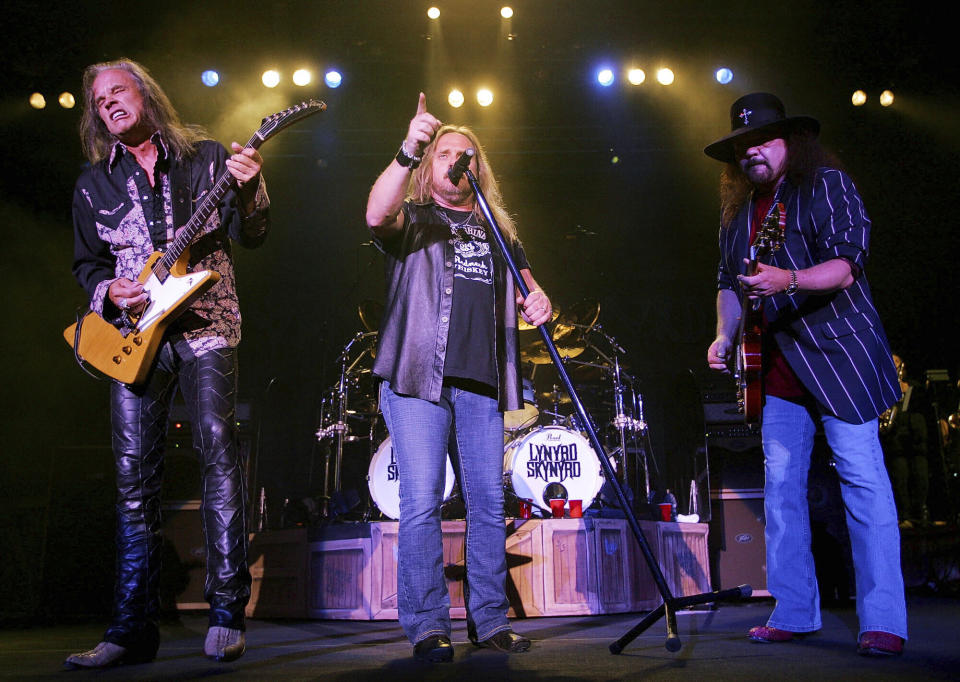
[1, 0, 957, 619]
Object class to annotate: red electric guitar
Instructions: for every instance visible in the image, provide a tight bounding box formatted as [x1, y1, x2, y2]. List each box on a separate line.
[734, 202, 785, 426]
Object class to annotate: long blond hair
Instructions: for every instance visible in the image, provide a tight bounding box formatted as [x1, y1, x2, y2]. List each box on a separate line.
[79, 58, 208, 164]
[408, 125, 518, 242]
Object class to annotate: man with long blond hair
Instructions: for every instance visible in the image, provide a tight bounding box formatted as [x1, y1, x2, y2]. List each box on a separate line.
[366, 93, 551, 662]
[65, 59, 270, 668]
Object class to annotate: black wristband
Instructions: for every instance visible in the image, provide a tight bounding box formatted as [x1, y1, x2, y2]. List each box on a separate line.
[395, 141, 421, 169]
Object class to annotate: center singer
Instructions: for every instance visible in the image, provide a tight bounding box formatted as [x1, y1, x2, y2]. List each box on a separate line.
[365, 93, 552, 662]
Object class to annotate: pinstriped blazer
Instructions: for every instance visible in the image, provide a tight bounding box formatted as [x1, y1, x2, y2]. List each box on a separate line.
[717, 167, 901, 425]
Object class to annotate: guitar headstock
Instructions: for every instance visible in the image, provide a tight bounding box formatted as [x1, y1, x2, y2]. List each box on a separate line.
[253, 99, 327, 145]
[753, 201, 785, 259]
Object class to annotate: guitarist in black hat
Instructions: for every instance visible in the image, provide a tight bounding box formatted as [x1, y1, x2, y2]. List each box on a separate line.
[704, 93, 905, 656]
[66, 59, 270, 668]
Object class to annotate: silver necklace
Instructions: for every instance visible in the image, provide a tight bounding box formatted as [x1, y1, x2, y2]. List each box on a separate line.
[438, 207, 478, 241]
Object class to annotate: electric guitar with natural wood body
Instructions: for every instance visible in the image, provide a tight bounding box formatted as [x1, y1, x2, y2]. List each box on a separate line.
[734, 202, 785, 426]
[64, 99, 326, 385]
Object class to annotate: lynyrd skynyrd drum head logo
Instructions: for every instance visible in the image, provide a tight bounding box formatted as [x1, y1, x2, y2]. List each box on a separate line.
[526, 432, 582, 482]
[387, 447, 398, 482]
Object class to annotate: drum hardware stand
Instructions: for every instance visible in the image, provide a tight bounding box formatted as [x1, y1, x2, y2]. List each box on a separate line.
[458, 153, 750, 654]
[316, 331, 377, 518]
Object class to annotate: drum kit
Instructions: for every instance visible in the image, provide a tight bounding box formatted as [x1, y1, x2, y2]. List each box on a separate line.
[314, 298, 654, 520]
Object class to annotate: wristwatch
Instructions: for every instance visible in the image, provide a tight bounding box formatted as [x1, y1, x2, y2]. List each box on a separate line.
[785, 269, 799, 296]
[395, 140, 421, 169]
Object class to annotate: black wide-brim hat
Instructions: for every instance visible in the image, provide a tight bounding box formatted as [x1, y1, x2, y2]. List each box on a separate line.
[704, 92, 820, 163]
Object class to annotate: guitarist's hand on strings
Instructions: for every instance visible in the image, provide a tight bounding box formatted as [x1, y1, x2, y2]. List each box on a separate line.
[707, 336, 734, 374]
[108, 278, 149, 314]
[738, 260, 790, 300]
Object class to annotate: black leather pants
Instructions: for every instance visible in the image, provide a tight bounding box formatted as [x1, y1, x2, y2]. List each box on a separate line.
[105, 344, 250, 648]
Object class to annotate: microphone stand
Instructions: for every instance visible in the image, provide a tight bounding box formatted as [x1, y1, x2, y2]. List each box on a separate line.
[460, 159, 750, 654]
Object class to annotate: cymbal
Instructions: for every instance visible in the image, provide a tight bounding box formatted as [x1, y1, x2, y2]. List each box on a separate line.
[552, 299, 600, 340]
[537, 388, 571, 405]
[519, 338, 585, 364]
[358, 299, 384, 332]
[518, 299, 598, 364]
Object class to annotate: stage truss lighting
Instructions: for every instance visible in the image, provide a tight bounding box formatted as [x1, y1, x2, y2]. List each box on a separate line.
[597, 68, 615, 87]
[58, 92, 76, 109]
[501, 6, 513, 18]
[262, 70, 281, 88]
[656, 68, 675, 85]
[29, 92, 46, 109]
[427, 6, 440, 19]
[851, 90, 867, 106]
[879, 90, 894, 107]
[325, 70, 342, 88]
[715, 68, 733, 84]
[201, 70, 220, 87]
[293, 69, 312, 86]
[448, 89, 465, 108]
[477, 88, 494, 107]
[627, 68, 645, 85]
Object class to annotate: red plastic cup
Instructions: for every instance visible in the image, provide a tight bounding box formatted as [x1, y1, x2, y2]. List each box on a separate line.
[549, 498, 565, 518]
[658, 502, 672, 522]
[568, 499, 583, 518]
[518, 499, 532, 519]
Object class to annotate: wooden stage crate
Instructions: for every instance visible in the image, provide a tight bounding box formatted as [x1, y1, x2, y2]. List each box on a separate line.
[246, 528, 309, 619]
[300, 518, 710, 620]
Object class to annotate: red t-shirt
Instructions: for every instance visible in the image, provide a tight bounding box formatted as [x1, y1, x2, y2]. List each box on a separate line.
[749, 194, 807, 400]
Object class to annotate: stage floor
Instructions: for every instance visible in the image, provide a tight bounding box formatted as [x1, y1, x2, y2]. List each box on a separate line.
[3, 596, 958, 680]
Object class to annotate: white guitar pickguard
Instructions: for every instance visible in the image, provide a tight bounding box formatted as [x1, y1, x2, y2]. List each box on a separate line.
[136, 270, 212, 332]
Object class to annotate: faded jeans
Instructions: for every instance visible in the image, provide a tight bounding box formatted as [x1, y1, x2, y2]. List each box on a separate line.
[379, 380, 511, 645]
[762, 396, 907, 639]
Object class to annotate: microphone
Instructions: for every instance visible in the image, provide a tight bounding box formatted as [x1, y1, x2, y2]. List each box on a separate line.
[447, 148, 474, 185]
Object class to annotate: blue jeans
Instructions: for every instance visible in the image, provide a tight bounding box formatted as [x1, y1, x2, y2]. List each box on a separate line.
[762, 396, 907, 639]
[379, 380, 511, 645]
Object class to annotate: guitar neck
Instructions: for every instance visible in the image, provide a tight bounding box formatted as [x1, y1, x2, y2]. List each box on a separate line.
[158, 132, 263, 269]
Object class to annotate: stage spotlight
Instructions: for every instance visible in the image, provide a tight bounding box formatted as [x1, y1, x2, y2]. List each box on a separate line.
[477, 88, 494, 107]
[293, 69, 312, 86]
[501, 6, 513, 18]
[627, 68, 645, 85]
[880, 90, 894, 107]
[201, 70, 220, 87]
[29, 92, 46, 109]
[324, 70, 342, 88]
[427, 6, 440, 19]
[715, 68, 733, 84]
[656, 68, 675, 85]
[597, 68, 615, 87]
[851, 90, 867, 106]
[262, 70, 281, 88]
[58, 92, 76, 109]
[448, 89, 465, 108]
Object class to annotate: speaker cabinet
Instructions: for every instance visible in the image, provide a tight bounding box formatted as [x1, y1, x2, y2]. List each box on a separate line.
[710, 489, 768, 595]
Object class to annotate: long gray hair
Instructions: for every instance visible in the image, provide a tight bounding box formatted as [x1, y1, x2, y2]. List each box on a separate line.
[79, 59, 207, 163]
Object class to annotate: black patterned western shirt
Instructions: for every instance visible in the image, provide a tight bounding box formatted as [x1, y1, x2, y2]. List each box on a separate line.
[72, 134, 270, 356]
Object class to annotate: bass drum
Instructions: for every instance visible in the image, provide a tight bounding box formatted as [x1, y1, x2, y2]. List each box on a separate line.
[503, 425, 604, 512]
[367, 435, 456, 520]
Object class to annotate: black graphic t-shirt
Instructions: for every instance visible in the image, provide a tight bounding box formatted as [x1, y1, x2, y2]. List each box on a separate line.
[439, 207, 528, 390]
